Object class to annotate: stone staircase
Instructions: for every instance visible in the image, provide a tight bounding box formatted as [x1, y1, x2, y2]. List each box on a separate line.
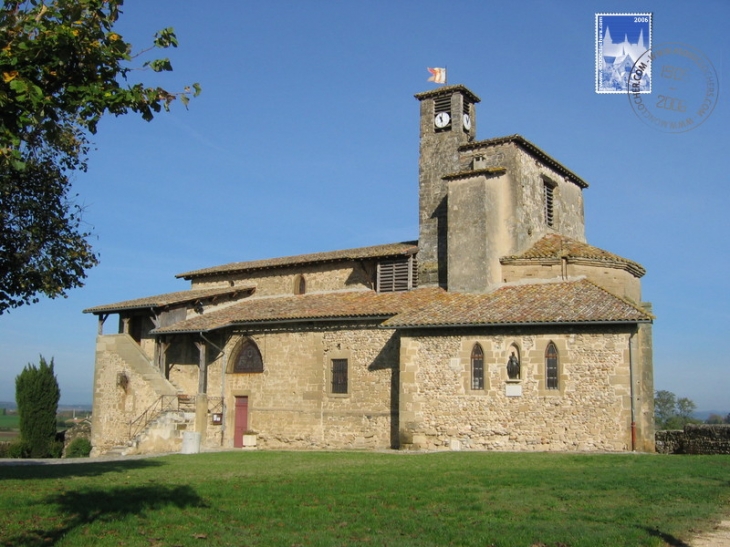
[123, 407, 196, 455]
[104, 335, 179, 398]
[99, 335, 195, 455]
[105, 398, 197, 456]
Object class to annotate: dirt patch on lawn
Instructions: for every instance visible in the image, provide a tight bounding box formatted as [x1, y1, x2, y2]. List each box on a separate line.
[692, 520, 730, 547]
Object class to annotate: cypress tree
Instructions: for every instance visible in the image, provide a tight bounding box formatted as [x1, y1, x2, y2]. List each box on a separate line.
[15, 356, 61, 458]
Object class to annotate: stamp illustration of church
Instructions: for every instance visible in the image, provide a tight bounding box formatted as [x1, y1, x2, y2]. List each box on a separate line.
[85, 85, 655, 456]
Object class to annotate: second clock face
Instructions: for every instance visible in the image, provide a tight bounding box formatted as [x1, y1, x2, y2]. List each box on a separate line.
[434, 112, 451, 128]
[463, 113, 471, 130]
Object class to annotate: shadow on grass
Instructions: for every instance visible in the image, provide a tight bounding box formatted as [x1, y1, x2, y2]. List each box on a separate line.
[4, 483, 207, 547]
[0, 458, 165, 480]
[640, 526, 691, 547]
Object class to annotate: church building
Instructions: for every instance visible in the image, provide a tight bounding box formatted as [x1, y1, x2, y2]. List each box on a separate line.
[85, 85, 655, 455]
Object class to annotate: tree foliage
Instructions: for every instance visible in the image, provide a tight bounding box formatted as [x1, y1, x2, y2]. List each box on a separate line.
[0, 0, 200, 313]
[15, 355, 61, 458]
[65, 436, 92, 457]
[705, 413, 726, 425]
[654, 390, 701, 430]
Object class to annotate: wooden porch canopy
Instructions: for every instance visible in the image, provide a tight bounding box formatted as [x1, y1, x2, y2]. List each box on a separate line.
[83, 286, 255, 334]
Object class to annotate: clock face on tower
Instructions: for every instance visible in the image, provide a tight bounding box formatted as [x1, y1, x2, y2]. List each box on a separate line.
[434, 112, 451, 129]
[463, 113, 471, 131]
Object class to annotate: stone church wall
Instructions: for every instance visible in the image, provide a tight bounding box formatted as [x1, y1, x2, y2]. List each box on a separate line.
[218, 326, 398, 450]
[399, 327, 637, 451]
[90, 334, 178, 456]
[190, 261, 375, 295]
[515, 147, 586, 248]
[459, 141, 586, 258]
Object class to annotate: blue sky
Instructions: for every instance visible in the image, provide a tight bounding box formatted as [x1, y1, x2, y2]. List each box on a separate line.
[0, 0, 728, 412]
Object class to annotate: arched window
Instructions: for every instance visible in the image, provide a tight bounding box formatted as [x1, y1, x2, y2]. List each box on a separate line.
[471, 344, 484, 390]
[231, 339, 264, 373]
[545, 342, 559, 389]
[293, 274, 306, 295]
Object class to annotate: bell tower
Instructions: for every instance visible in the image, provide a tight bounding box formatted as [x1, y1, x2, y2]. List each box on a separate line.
[414, 85, 480, 287]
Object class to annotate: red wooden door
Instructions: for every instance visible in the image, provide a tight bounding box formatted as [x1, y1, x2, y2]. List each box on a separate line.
[233, 396, 248, 448]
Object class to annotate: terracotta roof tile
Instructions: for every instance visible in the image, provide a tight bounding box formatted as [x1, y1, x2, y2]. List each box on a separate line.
[176, 241, 418, 280]
[152, 280, 650, 334]
[83, 286, 254, 315]
[152, 288, 440, 334]
[383, 279, 652, 328]
[501, 234, 646, 277]
[414, 85, 481, 104]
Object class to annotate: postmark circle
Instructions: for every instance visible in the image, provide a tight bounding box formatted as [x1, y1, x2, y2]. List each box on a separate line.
[628, 43, 719, 133]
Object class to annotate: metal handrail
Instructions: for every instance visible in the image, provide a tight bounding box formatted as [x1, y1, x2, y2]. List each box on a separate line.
[128, 394, 181, 439]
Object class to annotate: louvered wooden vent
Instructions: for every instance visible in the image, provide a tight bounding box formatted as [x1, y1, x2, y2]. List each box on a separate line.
[377, 256, 418, 293]
[544, 180, 555, 227]
[434, 95, 451, 113]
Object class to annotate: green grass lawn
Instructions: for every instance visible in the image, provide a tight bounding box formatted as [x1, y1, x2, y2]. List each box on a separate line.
[0, 415, 19, 441]
[0, 415, 19, 430]
[1, 451, 729, 547]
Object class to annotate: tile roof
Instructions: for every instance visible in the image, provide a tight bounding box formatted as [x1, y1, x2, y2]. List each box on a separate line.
[176, 241, 418, 280]
[443, 167, 506, 181]
[459, 134, 589, 189]
[501, 234, 646, 277]
[83, 286, 254, 315]
[414, 85, 481, 104]
[152, 288, 441, 334]
[383, 279, 652, 328]
[152, 279, 650, 334]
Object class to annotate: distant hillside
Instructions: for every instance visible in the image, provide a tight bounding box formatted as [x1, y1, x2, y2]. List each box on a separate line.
[0, 401, 92, 412]
[695, 410, 729, 421]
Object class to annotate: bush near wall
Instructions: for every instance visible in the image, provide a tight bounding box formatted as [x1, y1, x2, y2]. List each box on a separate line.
[65, 438, 92, 458]
[62, 421, 91, 458]
[656, 424, 730, 454]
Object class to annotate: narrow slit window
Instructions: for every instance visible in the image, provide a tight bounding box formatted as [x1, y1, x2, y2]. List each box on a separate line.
[332, 359, 348, 394]
[471, 344, 484, 390]
[546, 342, 559, 389]
[293, 274, 306, 295]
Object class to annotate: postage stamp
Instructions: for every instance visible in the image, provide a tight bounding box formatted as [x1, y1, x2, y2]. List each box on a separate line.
[595, 13, 652, 93]
[628, 43, 719, 133]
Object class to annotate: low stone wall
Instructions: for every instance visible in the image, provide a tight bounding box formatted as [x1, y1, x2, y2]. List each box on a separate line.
[655, 430, 684, 454]
[656, 424, 730, 454]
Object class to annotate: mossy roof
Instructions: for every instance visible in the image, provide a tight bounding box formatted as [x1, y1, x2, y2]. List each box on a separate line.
[83, 286, 254, 315]
[151, 279, 651, 334]
[176, 241, 418, 280]
[501, 233, 646, 278]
